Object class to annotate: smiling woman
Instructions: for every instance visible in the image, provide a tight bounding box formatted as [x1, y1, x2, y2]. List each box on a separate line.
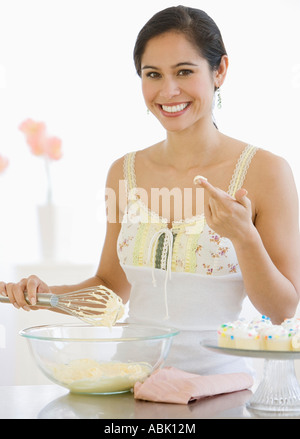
[135, 6, 228, 134]
[140, 31, 228, 132]
[2, 4, 300, 378]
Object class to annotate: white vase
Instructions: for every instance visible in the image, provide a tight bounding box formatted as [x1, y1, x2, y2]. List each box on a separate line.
[37, 203, 72, 262]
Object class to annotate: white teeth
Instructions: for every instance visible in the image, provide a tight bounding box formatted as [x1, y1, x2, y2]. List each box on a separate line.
[161, 103, 189, 113]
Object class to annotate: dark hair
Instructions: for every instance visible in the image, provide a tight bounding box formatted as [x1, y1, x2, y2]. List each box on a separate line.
[133, 5, 227, 79]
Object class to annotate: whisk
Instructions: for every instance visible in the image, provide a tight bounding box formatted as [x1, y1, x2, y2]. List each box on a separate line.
[0, 285, 125, 327]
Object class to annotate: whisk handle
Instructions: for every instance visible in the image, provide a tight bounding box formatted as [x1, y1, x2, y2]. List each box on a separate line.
[0, 292, 57, 307]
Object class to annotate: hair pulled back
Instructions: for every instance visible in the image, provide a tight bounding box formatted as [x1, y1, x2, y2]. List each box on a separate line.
[133, 5, 227, 78]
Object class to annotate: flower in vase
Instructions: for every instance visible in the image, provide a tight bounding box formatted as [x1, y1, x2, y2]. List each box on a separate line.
[45, 136, 63, 160]
[19, 118, 63, 203]
[0, 154, 9, 173]
[19, 119, 62, 160]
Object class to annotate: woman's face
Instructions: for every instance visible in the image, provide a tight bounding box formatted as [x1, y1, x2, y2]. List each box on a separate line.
[141, 32, 220, 133]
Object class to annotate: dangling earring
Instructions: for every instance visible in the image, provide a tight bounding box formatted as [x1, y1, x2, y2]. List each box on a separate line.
[217, 87, 222, 109]
[147, 108, 150, 115]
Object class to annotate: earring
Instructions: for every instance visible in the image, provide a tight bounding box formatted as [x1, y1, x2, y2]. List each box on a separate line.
[217, 87, 222, 109]
[147, 108, 150, 115]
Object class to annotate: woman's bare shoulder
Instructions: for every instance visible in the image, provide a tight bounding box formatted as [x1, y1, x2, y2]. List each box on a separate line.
[222, 135, 291, 174]
[106, 145, 157, 181]
[251, 148, 294, 183]
[248, 147, 297, 213]
[105, 154, 128, 187]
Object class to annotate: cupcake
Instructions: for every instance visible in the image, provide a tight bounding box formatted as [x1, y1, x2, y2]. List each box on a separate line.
[262, 325, 292, 351]
[281, 317, 300, 332]
[291, 330, 300, 351]
[249, 315, 272, 331]
[217, 319, 246, 348]
[217, 323, 236, 348]
[234, 325, 262, 350]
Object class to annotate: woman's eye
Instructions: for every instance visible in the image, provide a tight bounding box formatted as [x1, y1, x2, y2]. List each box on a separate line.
[146, 71, 161, 79]
[177, 69, 193, 76]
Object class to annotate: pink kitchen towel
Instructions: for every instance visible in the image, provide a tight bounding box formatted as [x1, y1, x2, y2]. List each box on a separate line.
[133, 367, 254, 404]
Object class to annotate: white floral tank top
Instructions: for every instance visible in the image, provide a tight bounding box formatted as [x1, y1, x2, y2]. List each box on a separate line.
[117, 144, 258, 278]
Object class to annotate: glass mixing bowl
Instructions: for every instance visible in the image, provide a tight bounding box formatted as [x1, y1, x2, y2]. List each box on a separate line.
[20, 323, 179, 395]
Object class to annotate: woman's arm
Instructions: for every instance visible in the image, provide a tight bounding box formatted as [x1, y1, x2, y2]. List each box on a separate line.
[0, 156, 131, 310]
[196, 151, 300, 324]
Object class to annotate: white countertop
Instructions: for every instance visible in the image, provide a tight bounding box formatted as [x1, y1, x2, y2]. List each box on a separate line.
[0, 384, 299, 420]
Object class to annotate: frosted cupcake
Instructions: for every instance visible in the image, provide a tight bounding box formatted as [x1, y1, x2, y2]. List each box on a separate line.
[249, 315, 272, 331]
[262, 325, 292, 351]
[291, 330, 300, 351]
[281, 317, 300, 332]
[234, 326, 262, 350]
[280, 318, 300, 351]
[217, 323, 236, 348]
[217, 319, 247, 348]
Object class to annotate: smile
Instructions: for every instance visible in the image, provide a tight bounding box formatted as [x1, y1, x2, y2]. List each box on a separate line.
[160, 103, 190, 113]
[157, 102, 191, 117]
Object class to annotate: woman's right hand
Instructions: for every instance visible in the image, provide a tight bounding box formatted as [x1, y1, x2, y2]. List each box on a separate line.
[0, 275, 51, 311]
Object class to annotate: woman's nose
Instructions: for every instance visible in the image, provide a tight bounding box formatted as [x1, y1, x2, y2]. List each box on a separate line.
[159, 78, 181, 99]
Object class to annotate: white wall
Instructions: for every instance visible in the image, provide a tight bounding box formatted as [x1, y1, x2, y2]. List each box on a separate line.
[0, 0, 299, 384]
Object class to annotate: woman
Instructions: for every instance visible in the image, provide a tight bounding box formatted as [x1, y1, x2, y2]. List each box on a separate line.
[1, 6, 300, 374]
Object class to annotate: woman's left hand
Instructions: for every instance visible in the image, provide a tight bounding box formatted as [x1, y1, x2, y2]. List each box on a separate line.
[195, 178, 254, 241]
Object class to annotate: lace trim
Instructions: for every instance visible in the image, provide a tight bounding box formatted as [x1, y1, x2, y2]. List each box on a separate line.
[133, 222, 151, 266]
[228, 145, 258, 197]
[163, 235, 170, 271]
[123, 152, 138, 199]
[171, 232, 179, 272]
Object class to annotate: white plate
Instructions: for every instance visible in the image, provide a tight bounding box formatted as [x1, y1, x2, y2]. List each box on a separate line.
[202, 340, 300, 360]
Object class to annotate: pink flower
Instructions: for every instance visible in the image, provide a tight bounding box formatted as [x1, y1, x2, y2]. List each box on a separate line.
[19, 118, 62, 160]
[45, 136, 63, 161]
[19, 119, 47, 156]
[0, 155, 9, 173]
[19, 118, 63, 203]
